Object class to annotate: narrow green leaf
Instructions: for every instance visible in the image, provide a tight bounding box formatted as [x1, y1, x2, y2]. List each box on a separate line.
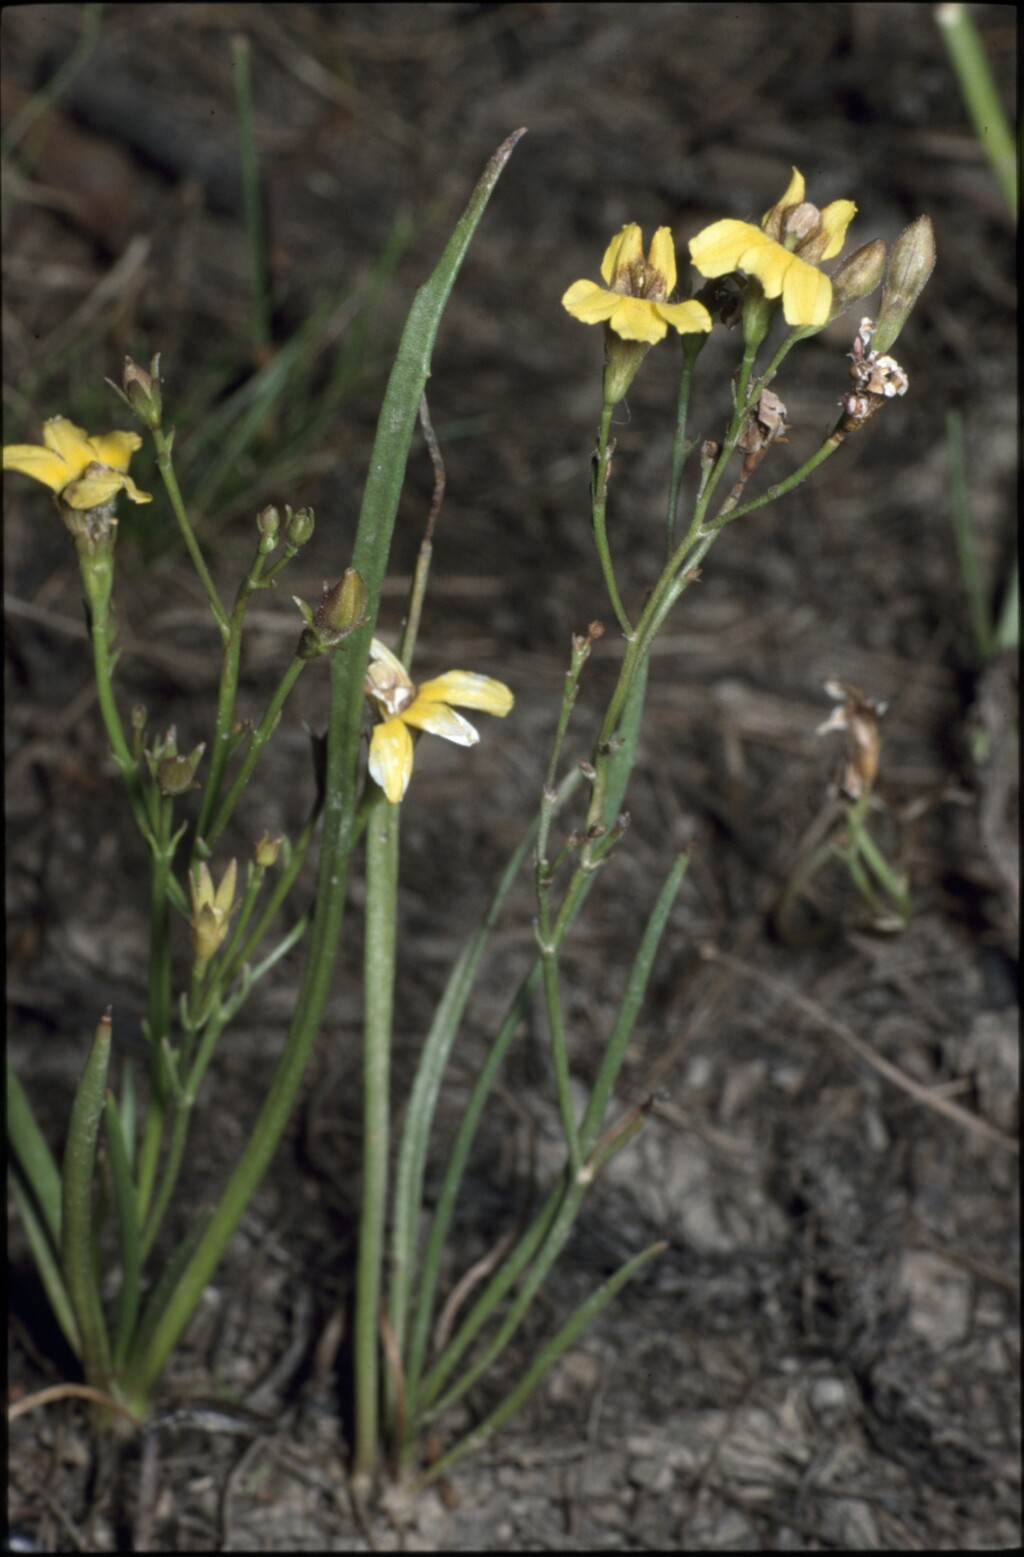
[104, 1093, 142, 1371]
[61, 1012, 113, 1387]
[7, 1061, 62, 1248]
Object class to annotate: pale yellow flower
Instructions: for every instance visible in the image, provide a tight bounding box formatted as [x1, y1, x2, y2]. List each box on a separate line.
[189, 860, 238, 968]
[689, 169, 857, 329]
[3, 416, 152, 509]
[562, 225, 712, 344]
[364, 638, 513, 804]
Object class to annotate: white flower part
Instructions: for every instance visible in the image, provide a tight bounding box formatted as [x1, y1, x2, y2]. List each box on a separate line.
[405, 701, 479, 746]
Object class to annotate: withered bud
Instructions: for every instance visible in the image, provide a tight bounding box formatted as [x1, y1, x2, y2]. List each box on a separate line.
[284, 505, 315, 548]
[871, 217, 936, 355]
[828, 239, 887, 321]
[156, 741, 206, 796]
[122, 355, 163, 429]
[817, 680, 886, 799]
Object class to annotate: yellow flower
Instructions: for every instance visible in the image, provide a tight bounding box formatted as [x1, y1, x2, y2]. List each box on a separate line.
[689, 169, 857, 329]
[364, 638, 513, 805]
[562, 225, 712, 344]
[3, 416, 152, 509]
[189, 859, 238, 968]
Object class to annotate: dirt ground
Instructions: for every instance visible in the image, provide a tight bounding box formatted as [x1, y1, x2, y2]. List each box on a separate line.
[4, 3, 1019, 1550]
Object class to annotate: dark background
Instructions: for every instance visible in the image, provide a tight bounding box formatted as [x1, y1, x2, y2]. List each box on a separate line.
[5, 4, 1018, 1549]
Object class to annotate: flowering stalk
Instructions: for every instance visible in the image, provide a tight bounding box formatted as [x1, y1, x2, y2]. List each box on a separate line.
[119, 130, 526, 1419]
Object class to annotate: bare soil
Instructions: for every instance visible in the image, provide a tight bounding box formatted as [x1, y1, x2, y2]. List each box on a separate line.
[5, 4, 1018, 1550]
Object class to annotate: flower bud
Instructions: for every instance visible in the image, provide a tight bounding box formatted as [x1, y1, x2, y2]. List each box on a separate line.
[284, 505, 315, 548]
[295, 568, 368, 659]
[256, 504, 280, 543]
[253, 834, 283, 868]
[871, 217, 936, 355]
[602, 335, 650, 407]
[122, 355, 163, 429]
[828, 239, 887, 321]
[189, 859, 238, 969]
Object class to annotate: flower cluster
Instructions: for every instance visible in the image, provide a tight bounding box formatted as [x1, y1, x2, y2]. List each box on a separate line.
[563, 168, 862, 344]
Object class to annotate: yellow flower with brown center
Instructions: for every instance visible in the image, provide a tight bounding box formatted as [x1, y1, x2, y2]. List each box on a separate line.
[562, 225, 712, 344]
[689, 169, 857, 329]
[3, 416, 152, 509]
[364, 638, 513, 805]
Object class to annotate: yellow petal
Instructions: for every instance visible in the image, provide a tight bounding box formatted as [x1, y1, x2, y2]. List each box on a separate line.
[653, 298, 713, 335]
[739, 242, 794, 300]
[369, 718, 413, 803]
[600, 224, 643, 286]
[609, 295, 666, 343]
[818, 199, 857, 260]
[42, 417, 94, 473]
[647, 227, 677, 295]
[190, 862, 215, 912]
[562, 279, 619, 324]
[775, 167, 806, 212]
[403, 697, 479, 746]
[689, 219, 770, 279]
[61, 470, 127, 509]
[118, 473, 153, 504]
[214, 859, 237, 913]
[418, 670, 514, 716]
[87, 428, 143, 472]
[3, 442, 71, 491]
[781, 257, 832, 326]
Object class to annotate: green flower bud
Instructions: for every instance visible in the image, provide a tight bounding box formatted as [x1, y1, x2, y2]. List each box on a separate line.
[257, 505, 281, 543]
[602, 334, 650, 407]
[294, 567, 369, 660]
[253, 834, 283, 868]
[284, 505, 315, 548]
[828, 239, 887, 321]
[871, 217, 936, 354]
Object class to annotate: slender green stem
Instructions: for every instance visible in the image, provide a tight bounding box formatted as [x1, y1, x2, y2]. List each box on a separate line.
[354, 792, 400, 1482]
[936, 2, 1017, 220]
[231, 33, 272, 352]
[81, 545, 155, 838]
[707, 429, 842, 529]
[398, 393, 445, 668]
[536, 920, 582, 1172]
[591, 403, 633, 635]
[579, 851, 689, 1154]
[151, 427, 229, 638]
[666, 334, 704, 553]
